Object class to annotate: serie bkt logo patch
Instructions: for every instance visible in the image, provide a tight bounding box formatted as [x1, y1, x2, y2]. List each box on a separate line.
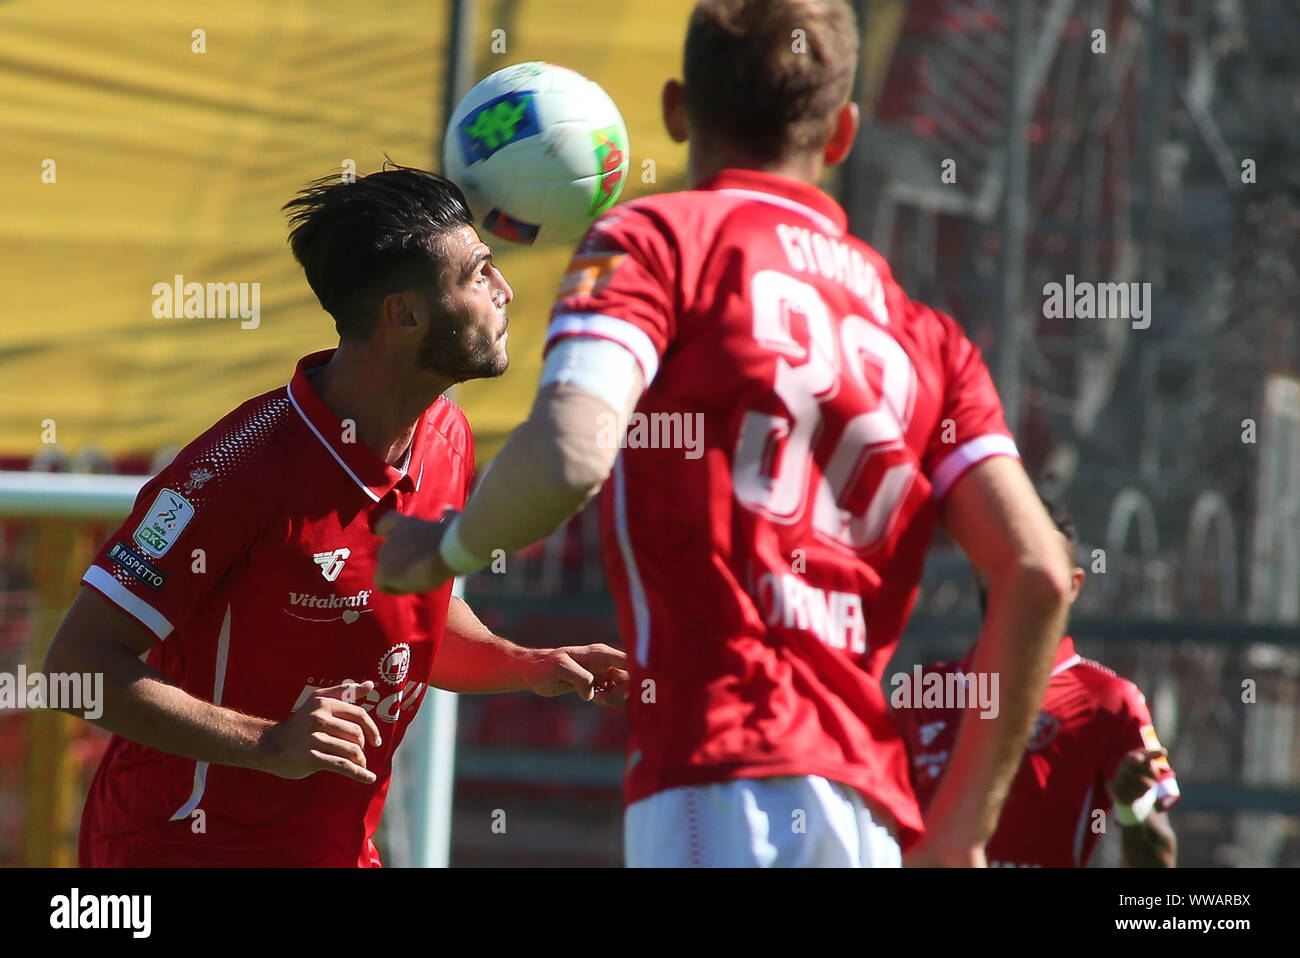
[133, 489, 195, 558]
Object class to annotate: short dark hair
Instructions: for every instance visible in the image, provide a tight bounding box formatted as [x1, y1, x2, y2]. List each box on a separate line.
[683, 0, 859, 163]
[1039, 492, 1079, 556]
[283, 164, 474, 340]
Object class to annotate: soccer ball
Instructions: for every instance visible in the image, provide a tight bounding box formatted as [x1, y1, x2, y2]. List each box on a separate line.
[442, 61, 630, 245]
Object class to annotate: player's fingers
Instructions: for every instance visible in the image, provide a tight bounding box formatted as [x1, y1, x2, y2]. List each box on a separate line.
[593, 680, 629, 707]
[551, 654, 595, 701]
[309, 748, 377, 784]
[313, 714, 369, 750]
[325, 699, 384, 748]
[1139, 748, 1167, 770]
[374, 511, 402, 538]
[374, 542, 433, 595]
[594, 666, 630, 704]
[310, 731, 369, 769]
[317, 680, 374, 703]
[568, 644, 627, 671]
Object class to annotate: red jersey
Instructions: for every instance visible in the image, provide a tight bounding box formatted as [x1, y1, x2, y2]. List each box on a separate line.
[895, 636, 1181, 866]
[78, 350, 473, 867]
[547, 169, 1019, 845]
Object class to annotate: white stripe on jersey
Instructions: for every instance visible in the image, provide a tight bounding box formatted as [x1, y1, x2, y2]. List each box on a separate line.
[286, 380, 381, 503]
[84, 564, 173, 640]
[170, 604, 232, 821]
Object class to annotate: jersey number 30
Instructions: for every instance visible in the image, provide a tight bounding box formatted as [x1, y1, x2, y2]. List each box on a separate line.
[733, 269, 918, 553]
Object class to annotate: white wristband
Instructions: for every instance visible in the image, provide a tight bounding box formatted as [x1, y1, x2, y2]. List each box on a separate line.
[439, 515, 489, 575]
[1114, 787, 1158, 826]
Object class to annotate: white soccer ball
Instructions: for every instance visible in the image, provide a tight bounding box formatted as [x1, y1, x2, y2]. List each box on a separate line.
[442, 61, 631, 245]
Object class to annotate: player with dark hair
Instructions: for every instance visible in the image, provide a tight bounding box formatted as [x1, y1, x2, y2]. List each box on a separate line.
[45, 166, 627, 867]
[376, 0, 1073, 867]
[895, 494, 1180, 867]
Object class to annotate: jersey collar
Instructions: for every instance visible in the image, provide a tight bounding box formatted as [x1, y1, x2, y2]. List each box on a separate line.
[1051, 635, 1081, 676]
[285, 349, 426, 503]
[958, 634, 1080, 677]
[698, 168, 848, 237]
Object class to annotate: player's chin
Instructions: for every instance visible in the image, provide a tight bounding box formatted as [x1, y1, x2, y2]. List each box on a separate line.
[481, 338, 510, 378]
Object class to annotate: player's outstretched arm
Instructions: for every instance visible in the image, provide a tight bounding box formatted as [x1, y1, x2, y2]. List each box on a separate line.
[375, 345, 645, 594]
[909, 456, 1073, 867]
[429, 595, 628, 704]
[44, 587, 382, 784]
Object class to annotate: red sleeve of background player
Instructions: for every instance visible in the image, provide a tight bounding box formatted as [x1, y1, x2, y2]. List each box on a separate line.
[917, 307, 1021, 500]
[81, 452, 259, 642]
[1102, 681, 1181, 812]
[545, 203, 676, 385]
[461, 405, 476, 502]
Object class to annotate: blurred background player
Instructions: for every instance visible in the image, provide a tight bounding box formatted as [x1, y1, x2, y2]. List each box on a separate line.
[376, 0, 1074, 867]
[43, 168, 626, 867]
[895, 494, 1179, 867]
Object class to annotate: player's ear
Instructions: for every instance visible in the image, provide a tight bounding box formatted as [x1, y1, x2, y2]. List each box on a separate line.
[381, 290, 420, 331]
[823, 101, 859, 167]
[1070, 566, 1085, 603]
[662, 79, 688, 144]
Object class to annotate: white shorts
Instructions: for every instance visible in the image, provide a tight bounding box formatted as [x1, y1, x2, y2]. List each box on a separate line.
[624, 775, 903, 867]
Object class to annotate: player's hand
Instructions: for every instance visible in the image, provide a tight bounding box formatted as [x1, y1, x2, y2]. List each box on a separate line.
[374, 510, 457, 595]
[256, 681, 383, 784]
[1106, 747, 1166, 805]
[520, 644, 629, 706]
[903, 838, 987, 868]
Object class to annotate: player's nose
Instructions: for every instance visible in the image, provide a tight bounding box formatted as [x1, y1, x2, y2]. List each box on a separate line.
[495, 271, 514, 307]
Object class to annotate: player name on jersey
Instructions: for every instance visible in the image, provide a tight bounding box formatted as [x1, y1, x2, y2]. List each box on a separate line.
[754, 572, 866, 653]
[774, 223, 888, 325]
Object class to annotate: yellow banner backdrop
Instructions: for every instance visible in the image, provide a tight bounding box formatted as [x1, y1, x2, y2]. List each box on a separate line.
[0, 0, 694, 467]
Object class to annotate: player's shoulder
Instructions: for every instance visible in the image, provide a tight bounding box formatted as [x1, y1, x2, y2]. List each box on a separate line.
[577, 194, 693, 251]
[1067, 656, 1149, 717]
[423, 394, 473, 466]
[584, 187, 771, 244]
[130, 384, 295, 540]
[156, 385, 296, 491]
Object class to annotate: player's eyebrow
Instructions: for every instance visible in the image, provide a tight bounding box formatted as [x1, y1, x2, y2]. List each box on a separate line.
[461, 250, 493, 284]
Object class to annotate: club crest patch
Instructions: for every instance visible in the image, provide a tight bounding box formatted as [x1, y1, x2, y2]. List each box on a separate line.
[1025, 711, 1060, 751]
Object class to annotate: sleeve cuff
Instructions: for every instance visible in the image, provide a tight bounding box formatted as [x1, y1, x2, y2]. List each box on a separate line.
[928, 434, 1021, 500]
[546, 312, 662, 386]
[82, 564, 173, 640]
[439, 515, 490, 576]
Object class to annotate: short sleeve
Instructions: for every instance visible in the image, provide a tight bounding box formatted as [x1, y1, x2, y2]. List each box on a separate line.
[546, 204, 676, 385]
[81, 455, 257, 642]
[920, 309, 1020, 499]
[460, 410, 476, 503]
[1102, 682, 1181, 812]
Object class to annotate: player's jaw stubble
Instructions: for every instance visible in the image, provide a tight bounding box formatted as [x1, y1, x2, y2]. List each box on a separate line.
[417, 311, 510, 382]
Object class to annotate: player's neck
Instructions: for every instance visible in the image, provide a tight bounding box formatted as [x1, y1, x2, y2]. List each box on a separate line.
[688, 147, 825, 189]
[309, 346, 452, 467]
